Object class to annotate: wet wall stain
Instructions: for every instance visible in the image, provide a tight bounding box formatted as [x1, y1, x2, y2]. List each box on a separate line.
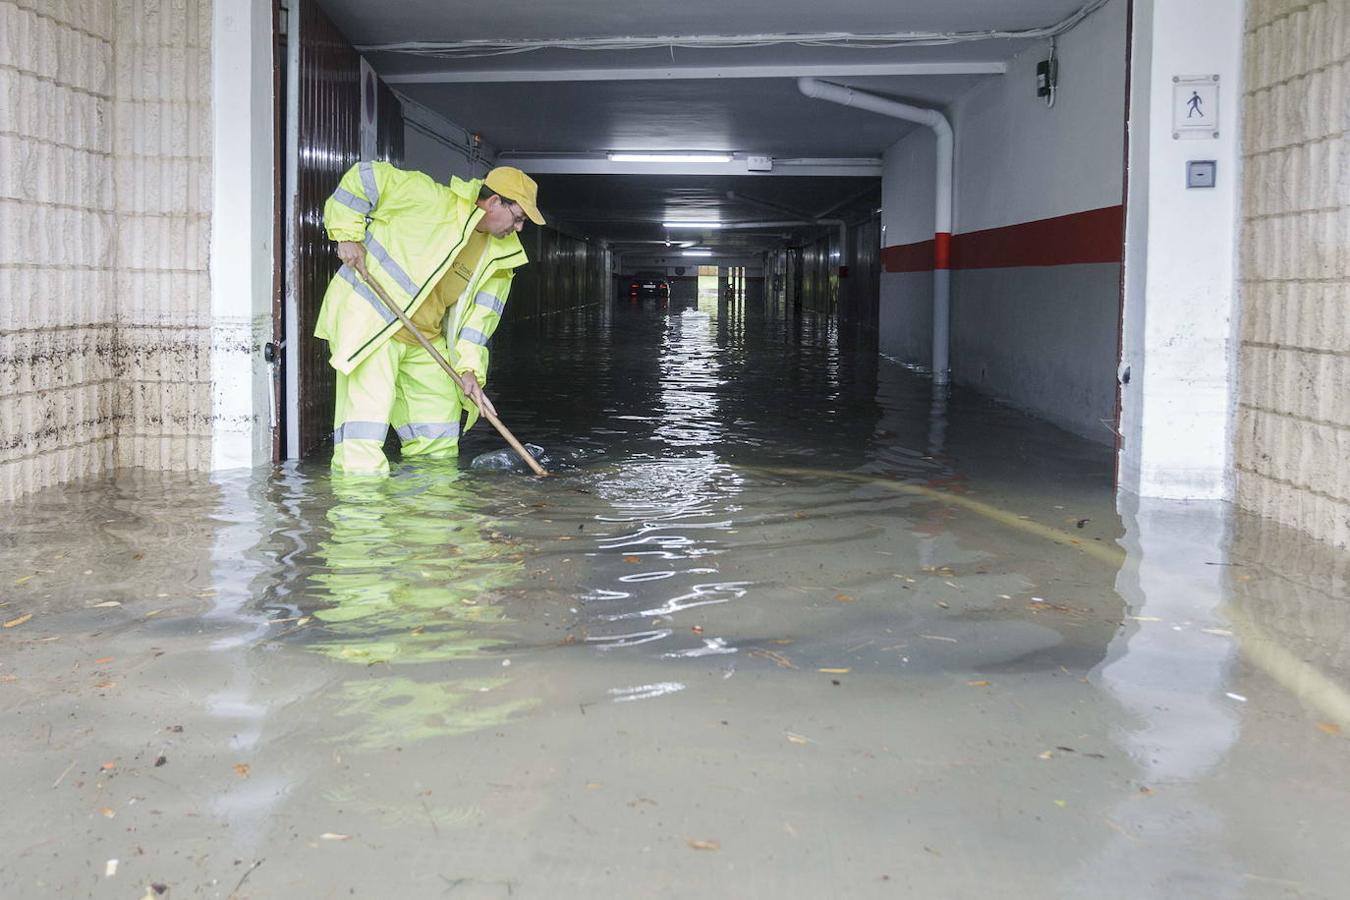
[0, 328, 229, 461]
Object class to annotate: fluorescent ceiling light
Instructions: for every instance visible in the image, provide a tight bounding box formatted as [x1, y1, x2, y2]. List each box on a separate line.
[682, 250, 713, 257]
[663, 221, 723, 229]
[609, 153, 733, 163]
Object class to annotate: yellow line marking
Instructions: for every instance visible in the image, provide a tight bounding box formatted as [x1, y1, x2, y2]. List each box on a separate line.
[1225, 605, 1350, 730]
[748, 465, 1350, 731]
[754, 465, 1128, 566]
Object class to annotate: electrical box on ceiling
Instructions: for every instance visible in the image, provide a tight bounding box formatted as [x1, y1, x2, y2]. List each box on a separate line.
[746, 156, 773, 172]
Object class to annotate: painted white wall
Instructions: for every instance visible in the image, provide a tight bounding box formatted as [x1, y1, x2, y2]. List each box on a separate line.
[881, 124, 937, 245]
[881, 0, 1126, 246]
[878, 0, 1127, 441]
[400, 96, 494, 182]
[878, 273, 933, 366]
[952, 265, 1123, 442]
[951, 0, 1127, 232]
[1118, 0, 1244, 500]
[210, 0, 275, 470]
[879, 124, 937, 366]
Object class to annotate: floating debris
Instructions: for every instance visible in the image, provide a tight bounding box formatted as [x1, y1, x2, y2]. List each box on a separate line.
[470, 444, 548, 473]
[749, 648, 796, 668]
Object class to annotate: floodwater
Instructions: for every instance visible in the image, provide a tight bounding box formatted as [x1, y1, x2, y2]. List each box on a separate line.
[3, 295, 1348, 899]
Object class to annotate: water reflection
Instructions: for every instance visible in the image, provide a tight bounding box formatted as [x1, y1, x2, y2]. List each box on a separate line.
[1079, 496, 1243, 897]
[5, 298, 1350, 897]
[578, 306, 749, 653]
[305, 470, 519, 665]
[221, 465, 548, 750]
[204, 470, 291, 856]
[328, 675, 537, 751]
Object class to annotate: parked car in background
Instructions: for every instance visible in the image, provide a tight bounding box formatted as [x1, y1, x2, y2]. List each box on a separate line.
[628, 271, 670, 301]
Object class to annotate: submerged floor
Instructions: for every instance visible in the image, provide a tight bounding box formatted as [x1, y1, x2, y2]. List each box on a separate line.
[3, 297, 1348, 898]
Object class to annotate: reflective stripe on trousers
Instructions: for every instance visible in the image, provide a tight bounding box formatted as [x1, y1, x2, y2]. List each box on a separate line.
[333, 421, 389, 443]
[395, 422, 461, 442]
[332, 336, 463, 475]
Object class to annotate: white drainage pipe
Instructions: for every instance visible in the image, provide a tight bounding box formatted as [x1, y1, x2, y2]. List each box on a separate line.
[797, 77, 954, 384]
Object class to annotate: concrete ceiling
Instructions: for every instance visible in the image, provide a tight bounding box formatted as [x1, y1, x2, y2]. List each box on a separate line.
[318, 0, 1093, 251]
[321, 0, 1089, 45]
[395, 75, 986, 157]
[533, 174, 881, 254]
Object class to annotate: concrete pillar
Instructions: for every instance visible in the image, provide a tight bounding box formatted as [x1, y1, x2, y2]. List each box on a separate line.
[1118, 0, 1245, 500]
[210, 0, 275, 469]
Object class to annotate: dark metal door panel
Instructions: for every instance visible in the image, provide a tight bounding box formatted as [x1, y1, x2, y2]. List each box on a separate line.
[288, 0, 402, 459]
[293, 0, 359, 457]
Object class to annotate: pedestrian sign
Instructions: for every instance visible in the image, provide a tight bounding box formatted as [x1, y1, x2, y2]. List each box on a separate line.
[1173, 75, 1220, 139]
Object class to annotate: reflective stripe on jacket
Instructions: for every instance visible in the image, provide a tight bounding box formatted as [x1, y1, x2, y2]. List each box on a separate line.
[315, 161, 527, 381]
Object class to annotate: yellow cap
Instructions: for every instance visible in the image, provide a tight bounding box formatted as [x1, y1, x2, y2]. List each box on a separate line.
[484, 166, 545, 226]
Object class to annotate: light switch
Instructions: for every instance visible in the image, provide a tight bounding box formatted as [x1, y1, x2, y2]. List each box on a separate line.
[1187, 160, 1217, 188]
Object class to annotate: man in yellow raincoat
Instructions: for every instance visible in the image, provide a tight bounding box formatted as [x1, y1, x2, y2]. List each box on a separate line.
[317, 162, 544, 473]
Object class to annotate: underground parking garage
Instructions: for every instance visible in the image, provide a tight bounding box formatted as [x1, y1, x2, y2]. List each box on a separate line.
[2, 0, 1349, 895]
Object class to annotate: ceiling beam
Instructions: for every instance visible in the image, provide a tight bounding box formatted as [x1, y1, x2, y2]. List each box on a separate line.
[382, 61, 1006, 85]
[498, 156, 882, 177]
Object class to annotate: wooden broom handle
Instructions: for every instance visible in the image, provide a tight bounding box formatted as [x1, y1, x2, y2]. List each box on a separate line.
[353, 262, 548, 477]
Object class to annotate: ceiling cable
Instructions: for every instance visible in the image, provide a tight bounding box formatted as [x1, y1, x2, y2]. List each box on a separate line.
[358, 0, 1111, 59]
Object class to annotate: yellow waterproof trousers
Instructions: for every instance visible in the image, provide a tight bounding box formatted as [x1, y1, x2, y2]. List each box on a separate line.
[332, 336, 462, 474]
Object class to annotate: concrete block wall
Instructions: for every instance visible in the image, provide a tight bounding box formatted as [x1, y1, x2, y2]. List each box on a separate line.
[112, 0, 214, 471]
[0, 0, 214, 502]
[0, 0, 119, 498]
[1237, 0, 1350, 548]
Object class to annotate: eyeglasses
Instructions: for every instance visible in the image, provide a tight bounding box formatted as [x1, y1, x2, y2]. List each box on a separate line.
[505, 201, 526, 227]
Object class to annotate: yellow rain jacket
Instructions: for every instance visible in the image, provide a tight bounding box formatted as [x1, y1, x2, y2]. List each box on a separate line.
[316, 161, 527, 390]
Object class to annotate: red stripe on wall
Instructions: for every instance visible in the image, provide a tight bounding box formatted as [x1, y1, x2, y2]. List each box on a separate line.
[934, 232, 952, 270]
[882, 239, 937, 273]
[880, 205, 1124, 273]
